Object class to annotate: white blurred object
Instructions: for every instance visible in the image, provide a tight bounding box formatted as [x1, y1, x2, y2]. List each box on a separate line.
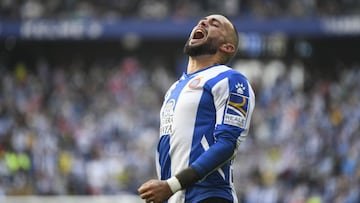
[20, 0, 44, 19]
[262, 60, 286, 87]
[233, 59, 263, 85]
[2, 195, 144, 203]
[289, 61, 305, 91]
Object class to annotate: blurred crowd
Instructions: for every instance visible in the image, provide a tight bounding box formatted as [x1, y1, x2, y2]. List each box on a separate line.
[0, 56, 173, 195]
[233, 60, 360, 203]
[1, 0, 360, 20]
[0, 54, 359, 203]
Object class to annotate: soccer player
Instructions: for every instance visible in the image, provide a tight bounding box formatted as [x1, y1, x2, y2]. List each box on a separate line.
[138, 14, 255, 203]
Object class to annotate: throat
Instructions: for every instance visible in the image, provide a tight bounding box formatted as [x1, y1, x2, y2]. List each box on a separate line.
[187, 56, 219, 74]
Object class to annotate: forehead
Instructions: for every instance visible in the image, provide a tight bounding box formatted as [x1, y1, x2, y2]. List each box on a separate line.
[204, 15, 232, 25]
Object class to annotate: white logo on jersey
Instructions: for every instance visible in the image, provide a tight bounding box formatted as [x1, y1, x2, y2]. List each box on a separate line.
[160, 99, 175, 135]
[235, 83, 246, 94]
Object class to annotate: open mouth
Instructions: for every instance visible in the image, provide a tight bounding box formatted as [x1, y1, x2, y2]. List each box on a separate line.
[192, 29, 206, 40]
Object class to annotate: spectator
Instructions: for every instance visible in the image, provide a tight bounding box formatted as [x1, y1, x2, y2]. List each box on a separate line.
[0, 55, 359, 202]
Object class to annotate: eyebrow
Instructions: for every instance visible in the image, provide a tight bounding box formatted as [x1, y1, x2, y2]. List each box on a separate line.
[201, 17, 223, 25]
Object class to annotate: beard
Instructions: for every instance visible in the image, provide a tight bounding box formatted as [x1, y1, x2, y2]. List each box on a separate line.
[183, 37, 218, 57]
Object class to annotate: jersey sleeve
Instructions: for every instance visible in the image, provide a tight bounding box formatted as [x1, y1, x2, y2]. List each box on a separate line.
[215, 72, 255, 144]
[190, 70, 255, 179]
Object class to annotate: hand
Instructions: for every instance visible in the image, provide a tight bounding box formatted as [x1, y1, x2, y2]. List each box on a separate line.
[138, 179, 173, 203]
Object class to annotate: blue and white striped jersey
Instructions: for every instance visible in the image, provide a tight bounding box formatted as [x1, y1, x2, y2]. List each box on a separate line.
[157, 64, 255, 203]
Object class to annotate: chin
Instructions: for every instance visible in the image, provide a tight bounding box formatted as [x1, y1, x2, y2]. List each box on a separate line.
[183, 39, 218, 57]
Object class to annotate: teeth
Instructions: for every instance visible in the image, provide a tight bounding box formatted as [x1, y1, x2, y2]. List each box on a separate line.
[193, 30, 205, 39]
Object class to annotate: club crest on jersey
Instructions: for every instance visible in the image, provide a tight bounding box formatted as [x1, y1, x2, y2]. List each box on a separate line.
[188, 77, 202, 89]
[224, 93, 249, 128]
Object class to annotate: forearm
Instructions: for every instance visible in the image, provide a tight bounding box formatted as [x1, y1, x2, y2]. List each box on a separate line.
[190, 137, 236, 178]
[167, 136, 236, 193]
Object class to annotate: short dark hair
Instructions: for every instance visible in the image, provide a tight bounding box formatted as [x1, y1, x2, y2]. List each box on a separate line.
[222, 20, 239, 64]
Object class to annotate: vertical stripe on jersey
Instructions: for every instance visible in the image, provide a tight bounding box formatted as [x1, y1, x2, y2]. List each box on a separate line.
[171, 78, 204, 174]
[157, 135, 171, 179]
[188, 87, 216, 164]
[158, 76, 189, 181]
[169, 74, 205, 203]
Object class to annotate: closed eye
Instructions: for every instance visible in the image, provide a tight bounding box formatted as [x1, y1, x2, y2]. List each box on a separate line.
[199, 17, 222, 28]
[210, 18, 221, 27]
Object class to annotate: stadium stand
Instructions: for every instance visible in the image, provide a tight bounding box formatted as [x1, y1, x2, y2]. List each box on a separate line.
[0, 0, 359, 202]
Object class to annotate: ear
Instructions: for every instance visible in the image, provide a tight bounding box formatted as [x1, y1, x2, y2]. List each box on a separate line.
[219, 43, 236, 54]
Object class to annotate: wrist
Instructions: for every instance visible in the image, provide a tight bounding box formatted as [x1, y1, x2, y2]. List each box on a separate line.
[166, 176, 182, 194]
[175, 167, 200, 188]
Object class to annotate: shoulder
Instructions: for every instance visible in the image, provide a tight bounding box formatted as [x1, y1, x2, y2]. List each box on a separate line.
[207, 65, 254, 98]
[204, 65, 249, 85]
[206, 65, 248, 80]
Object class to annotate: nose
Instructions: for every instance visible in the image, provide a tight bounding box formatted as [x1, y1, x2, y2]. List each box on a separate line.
[199, 19, 208, 27]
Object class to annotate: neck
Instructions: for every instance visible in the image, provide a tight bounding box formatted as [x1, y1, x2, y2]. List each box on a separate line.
[186, 55, 220, 74]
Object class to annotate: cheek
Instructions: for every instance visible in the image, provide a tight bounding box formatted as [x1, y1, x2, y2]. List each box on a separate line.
[208, 34, 225, 45]
[209, 29, 226, 40]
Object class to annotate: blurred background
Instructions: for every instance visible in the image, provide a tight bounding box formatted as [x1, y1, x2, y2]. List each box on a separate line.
[0, 0, 360, 203]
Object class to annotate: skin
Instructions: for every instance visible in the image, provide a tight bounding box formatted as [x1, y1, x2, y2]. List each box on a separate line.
[137, 14, 238, 203]
[186, 14, 238, 74]
[138, 179, 172, 203]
